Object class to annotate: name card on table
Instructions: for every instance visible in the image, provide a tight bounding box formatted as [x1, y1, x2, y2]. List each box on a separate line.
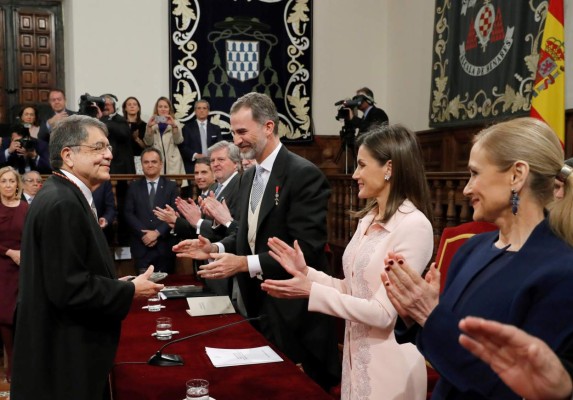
[186, 296, 235, 316]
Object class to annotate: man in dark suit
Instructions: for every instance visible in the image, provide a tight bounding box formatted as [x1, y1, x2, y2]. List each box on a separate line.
[20, 170, 42, 204]
[193, 157, 217, 199]
[37, 88, 76, 142]
[124, 147, 178, 274]
[11, 115, 162, 400]
[179, 99, 223, 174]
[3, 126, 51, 174]
[349, 86, 389, 134]
[173, 93, 341, 390]
[93, 180, 117, 244]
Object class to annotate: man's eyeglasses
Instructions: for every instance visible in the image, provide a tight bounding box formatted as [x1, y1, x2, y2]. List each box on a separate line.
[70, 142, 113, 154]
[24, 179, 43, 183]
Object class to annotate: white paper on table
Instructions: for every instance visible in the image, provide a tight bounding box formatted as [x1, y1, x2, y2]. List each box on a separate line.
[205, 346, 283, 368]
[186, 296, 235, 316]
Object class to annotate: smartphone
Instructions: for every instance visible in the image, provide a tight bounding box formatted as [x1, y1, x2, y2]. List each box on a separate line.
[155, 115, 167, 123]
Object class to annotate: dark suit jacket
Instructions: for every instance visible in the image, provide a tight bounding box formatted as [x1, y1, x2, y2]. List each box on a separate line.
[38, 108, 76, 142]
[93, 180, 117, 225]
[102, 114, 136, 174]
[174, 172, 242, 241]
[179, 119, 222, 173]
[11, 173, 135, 400]
[352, 105, 389, 133]
[124, 176, 178, 272]
[397, 219, 573, 400]
[220, 145, 340, 380]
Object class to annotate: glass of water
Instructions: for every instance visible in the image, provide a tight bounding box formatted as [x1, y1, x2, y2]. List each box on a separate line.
[147, 295, 161, 312]
[186, 379, 209, 400]
[155, 317, 172, 341]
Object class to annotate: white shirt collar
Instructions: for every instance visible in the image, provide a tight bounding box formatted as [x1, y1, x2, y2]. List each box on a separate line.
[218, 171, 238, 188]
[258, 142, 282, 174]
[60, 170, 94, 206]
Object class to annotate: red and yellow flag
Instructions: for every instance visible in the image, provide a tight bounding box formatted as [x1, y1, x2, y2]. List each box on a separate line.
[530, 0, 565, 145]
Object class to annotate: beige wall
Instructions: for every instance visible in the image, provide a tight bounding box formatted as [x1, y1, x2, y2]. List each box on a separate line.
[62, 0, 573, 135]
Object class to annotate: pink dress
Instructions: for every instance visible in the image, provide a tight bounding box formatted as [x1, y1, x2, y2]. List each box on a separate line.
[308, 200, 433, 400]
[0, 200, 28, 325]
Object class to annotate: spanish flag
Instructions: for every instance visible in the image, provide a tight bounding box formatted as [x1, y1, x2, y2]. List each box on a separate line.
[530, 0, 565, 145]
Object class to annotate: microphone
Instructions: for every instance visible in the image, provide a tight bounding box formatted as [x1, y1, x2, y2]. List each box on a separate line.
[148, 315, 266, 366]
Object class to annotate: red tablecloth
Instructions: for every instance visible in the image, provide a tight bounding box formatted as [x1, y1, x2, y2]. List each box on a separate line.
[111, 276, 332, 399]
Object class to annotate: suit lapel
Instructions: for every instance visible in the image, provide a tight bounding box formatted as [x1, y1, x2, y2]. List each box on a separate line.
[256, 146, 287, 230]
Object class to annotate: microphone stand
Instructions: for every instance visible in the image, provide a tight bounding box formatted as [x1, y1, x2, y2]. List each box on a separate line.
[148, 315, 264, 367]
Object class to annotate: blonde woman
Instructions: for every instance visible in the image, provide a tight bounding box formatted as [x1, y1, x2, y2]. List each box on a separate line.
[0, 167, 28, 382]
[144, 97, 186, 180]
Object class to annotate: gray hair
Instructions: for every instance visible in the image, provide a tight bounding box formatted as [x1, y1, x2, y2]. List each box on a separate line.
[208, 141, 241, 165]
[230, 92, 279, 135]
[195, 99, 210, 110]
[49, 115, 108, 169]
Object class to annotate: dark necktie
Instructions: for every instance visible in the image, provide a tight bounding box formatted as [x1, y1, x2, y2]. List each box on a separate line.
[149, 181, 156, 209]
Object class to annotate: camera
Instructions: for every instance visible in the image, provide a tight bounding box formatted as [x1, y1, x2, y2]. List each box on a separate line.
[334, 95, 365, 121]
[16, 137, 37, 151]
[78, 93, 106, 118]
[155, 115, 167, 123]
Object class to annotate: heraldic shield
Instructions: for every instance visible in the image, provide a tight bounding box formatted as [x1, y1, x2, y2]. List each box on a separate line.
[226, 40, 260, 82]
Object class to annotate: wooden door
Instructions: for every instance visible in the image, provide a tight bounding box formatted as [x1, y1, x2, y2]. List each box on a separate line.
[0, 0, 63, 126]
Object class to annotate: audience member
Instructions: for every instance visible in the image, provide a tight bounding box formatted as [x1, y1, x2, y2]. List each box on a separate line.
[93, 180, 117, 244]
[458, 316, 573, 400]
[143, 96, 186, 178]
[383, 117, 573, 399]
[0, 167, 27, 383]
[11, 115, 163, 399]
[4, 126, 51, 174]
[179, 99, 222, 174]
[101, 94, 135, 174]
[261, 125, 433, 399]
[124, 147, 178, 273]
[121, 96, 147, 173]
[192, 157, 218, 198]
[172, 92, 341, 390]
[349, 87, 389, 134]
[241, 156, 256, 171]
[20, 170, 42, 204]
[17, 106, 40, 139]
[38, 88, 76, 142]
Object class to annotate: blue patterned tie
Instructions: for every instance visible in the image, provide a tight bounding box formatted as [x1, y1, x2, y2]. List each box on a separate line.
[250, 165, 264, 212]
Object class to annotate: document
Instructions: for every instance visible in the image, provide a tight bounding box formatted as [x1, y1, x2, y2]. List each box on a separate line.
[205, 346, 283, 368]
[186, 296, 235, 316]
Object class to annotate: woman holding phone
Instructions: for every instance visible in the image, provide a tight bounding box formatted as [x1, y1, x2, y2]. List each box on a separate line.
[144, 96, 186, 177]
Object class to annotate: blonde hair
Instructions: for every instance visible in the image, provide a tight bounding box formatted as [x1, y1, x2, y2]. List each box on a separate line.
[0, 166, 23, 200]
[474, 117, 573, 245]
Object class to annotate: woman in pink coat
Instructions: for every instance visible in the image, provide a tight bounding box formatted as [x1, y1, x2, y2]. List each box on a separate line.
[262, 124, 434, 399]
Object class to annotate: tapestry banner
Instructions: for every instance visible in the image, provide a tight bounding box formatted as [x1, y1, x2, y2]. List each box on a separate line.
[169, 0, 313, 142]
[429, 0, 548, 127]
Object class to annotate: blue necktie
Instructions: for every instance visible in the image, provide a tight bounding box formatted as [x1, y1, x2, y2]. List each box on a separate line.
[250, 166, 264, 212]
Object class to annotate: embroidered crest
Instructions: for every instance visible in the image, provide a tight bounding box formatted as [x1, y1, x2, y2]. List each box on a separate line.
[226, 40, 260, 82]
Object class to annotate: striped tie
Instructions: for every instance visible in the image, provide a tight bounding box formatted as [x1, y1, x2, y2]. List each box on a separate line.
[250, 165, 264, 212]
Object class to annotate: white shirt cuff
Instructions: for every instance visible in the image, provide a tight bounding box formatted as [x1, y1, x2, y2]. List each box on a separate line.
[195, 219, 204, 234]
[247, 255, 263, 279]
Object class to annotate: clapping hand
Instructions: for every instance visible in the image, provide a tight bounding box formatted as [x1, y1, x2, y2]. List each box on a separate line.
[172, 235, 212, 260]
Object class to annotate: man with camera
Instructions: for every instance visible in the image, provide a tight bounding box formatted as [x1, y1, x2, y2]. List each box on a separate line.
[3, 126, 51, 174]
[348, 87, 389, 134]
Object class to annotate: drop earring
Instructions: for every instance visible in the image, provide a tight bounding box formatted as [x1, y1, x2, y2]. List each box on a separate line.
[510, 189, 519, 215]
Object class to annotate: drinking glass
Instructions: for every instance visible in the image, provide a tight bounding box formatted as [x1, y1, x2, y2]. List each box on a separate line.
[155, 317, 172, 340]
[147, 295, 161, 312]
[186, 379, 209, 400]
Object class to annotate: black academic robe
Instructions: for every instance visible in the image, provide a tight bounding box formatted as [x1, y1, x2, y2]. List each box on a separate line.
[11, 173, 135, 400]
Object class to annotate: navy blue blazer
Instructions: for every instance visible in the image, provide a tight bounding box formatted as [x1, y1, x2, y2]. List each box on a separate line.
[179, 120, 222, 173]
[93, 180, 116, 225]
[398, 219, 573, 399]
[123, 176, 178, 260]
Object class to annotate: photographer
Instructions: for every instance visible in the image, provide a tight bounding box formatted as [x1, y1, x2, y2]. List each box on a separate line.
[347, 87, 389, 134]
[3, 126, 51, 175]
